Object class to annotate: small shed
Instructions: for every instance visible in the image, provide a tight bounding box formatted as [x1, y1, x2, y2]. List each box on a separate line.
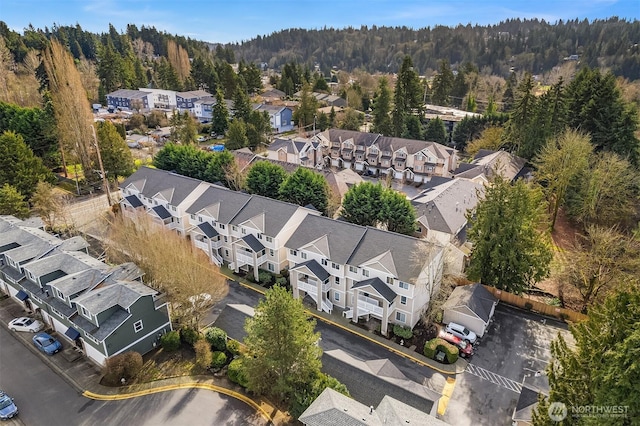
[442, 283, 498, 337]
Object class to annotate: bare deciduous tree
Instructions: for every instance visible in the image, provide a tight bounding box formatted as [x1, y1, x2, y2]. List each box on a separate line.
[166, 40, 191, 84]
[106, 212, 228, 327]
[42, 38, 96, 181]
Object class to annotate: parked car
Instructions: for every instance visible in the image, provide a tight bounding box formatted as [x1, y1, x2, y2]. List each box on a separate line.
[32, 332, 62, 355]
[445, 322, 477, 344]
[8, 317, 44, 333]
[438, 329, 473, 358]
[0, 390, 18, 420]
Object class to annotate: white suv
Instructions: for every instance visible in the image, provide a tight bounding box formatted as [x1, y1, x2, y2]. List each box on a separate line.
[445, 322, 477, 344]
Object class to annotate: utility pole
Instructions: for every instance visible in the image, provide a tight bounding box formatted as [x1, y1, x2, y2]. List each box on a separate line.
[91, 124, 113, 206]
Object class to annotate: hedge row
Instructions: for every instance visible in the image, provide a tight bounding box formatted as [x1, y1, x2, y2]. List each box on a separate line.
[424, 337, 459, 364]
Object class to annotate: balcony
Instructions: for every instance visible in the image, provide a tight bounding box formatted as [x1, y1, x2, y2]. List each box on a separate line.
[298, 277, 331, 295]
[235, 251, 267, 268]
[194, 240, 209, 251]
[356, 294, 383, 316]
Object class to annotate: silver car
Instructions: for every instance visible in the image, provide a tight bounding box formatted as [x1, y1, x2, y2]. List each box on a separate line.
[8, 317, 44, 333]
[445, 322, 478, 344]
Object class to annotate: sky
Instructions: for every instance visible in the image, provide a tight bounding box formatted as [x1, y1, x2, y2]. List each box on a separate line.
[1, 0, 638, 44]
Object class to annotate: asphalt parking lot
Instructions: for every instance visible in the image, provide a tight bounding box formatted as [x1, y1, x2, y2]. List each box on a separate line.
[443, 303, 574, 425]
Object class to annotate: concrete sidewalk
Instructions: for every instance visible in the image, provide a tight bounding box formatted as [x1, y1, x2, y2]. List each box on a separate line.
[0, 295, 285, 425]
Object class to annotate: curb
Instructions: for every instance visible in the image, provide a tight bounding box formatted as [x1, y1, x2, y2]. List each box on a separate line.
[83, 383, 274, 423]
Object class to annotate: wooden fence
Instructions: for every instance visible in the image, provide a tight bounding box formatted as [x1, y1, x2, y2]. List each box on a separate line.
[481, 285, 588, 323]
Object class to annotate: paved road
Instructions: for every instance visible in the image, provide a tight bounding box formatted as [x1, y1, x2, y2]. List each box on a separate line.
[0, 326, 265, 426]
[207, 281, 439, 388]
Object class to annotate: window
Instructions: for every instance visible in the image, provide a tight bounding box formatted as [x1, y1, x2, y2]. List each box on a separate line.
[290, 249, 298, 256]
[349, 266, 357, 273]
[386, 277, 394, 285]
[396, 312, 406, 323]
[257, 234, 263, 240]
[331, 262, 339, 270]
[268, 263, 275, 272]
[198, 216, 203, 222]
[322, 259, 328, 266]
[270, 249, 275, 257]
[190, 214, 196, 220]
[362, 269, 369, 277]
[301, 252, 307, 260]
[266, 236, 273, 243]
[241, 228, 246, 235]
[219, 224, 225, 230]
[334, 292, 340, 302]
[223, 236, 228, 243]
[133, 320, 144, 333]
[401, 296, 407, 305]
[80, 305, 90, 318]
[225, 249, 229, 257]
[55, 289, 64, 299]
[399, 281, 409, 290]
[232, 225, 237, 232]
[335, 277, 340, 285]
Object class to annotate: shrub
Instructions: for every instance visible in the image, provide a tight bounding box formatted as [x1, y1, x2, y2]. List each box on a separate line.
[194, 339, 213, 369]
[424, 338, 459, 363]
[226, 339, 241, 356]
[160, 331, 181, 351]
[393, 324, 413, 339]
[180, 327, 200, 347]
[524, 301, 533, 310]
[548, 298, 562, 307]
[258, 270, 273, 286]
[211, 351, 228, 369]
[227, 358, 249, 387]
[204, 327, 227, 351]
[290, 372, 350, 419]
[102, 351, 143, 386]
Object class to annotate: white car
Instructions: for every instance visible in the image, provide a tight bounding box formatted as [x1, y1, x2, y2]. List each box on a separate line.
[445, 322, 477, 344]
[8, 317, 44, 333]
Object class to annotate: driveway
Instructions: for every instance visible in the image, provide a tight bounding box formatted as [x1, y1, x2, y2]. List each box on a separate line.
[443, 303, 573, 425]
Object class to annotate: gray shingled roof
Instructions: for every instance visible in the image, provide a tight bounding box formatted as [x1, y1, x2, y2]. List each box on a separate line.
[412, 178, 483, 234]
[74, 281, 156, 314]
[352, 277, 397, 303]
[442, 283, 498, 323]
[299, 388, 380, 426]
[348, 228, 440, 284]
[107, 89, 150, 99]
[185, 185, 251, 222]
[23, 252, 93, 279]
[49, 268, 105, 296]
[120, 167, 203, 206]
[230, 195, 302, 237]
[291, 259, 330, 281]
[284, 215, 367, 265]
[321, 129, 381, 147]
[197, 222, 218, 238]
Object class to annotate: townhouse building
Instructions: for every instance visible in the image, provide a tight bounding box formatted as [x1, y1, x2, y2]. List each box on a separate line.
[0, 216, 171, 366]
[266, 137, 324, 169]
[119, 168, 444, 336]
[120, 167, 320, 281]
[314, 129, 458, 183]
[253, 104, 294, 133]
[284, 214, 444, 336]
[106, 89, 153, 112]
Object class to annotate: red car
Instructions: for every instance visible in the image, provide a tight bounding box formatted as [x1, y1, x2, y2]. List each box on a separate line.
[438, 329, 473, 358]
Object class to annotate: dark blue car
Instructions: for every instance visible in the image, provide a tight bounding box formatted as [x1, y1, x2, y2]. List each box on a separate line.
[32, 332, 62, 355]
[0, 390, 18, 420]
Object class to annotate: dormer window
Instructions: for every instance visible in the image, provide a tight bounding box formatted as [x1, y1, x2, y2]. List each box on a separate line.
[55, 288, 64, 299]
[80, 305, 90, 318]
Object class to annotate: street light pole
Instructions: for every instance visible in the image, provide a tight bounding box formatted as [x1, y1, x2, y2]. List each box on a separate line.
[90, 124, 113, 207]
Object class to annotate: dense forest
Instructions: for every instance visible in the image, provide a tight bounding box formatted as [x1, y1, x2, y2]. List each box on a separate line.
[232, 18, 640, 80]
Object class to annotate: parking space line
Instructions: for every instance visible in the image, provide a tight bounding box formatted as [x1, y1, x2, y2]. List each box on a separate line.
[465, 363, 522, 393]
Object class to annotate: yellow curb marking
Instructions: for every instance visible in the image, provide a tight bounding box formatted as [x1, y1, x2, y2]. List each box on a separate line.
[437, 376, 456, 416]
[83, 383, 273, 423]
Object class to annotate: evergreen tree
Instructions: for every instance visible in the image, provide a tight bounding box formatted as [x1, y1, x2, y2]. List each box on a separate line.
[96, 121, 135, 182]
[203, 151, 236, 186]
[502, 73, 538, 158]
[0, 131, 55, 198]
[0, 184, 29, 219]
[211, 89, 229, 135]
[225, 119, 248, 150]
[402, 115, 423, 140]
[379, 188, 417, 235]
[293, 83, 318, 129]
[533, 291, 640, 425]
[392, 56, 422, 136]
[243, 285, 322, 402]
[450, 71, 468, 108]
[232, 85, 252, 122]
[466, 175, 553, 294]
[245, 161, 287, 197]
[501, 72, 518, 112]
[279, 168, 329, 214]
[424, 117, 447, 144]
[371, 77, 393, 136]
[431, 59, 454, 106]
[341, 182, 383, 226]
[339, 108, 364, 131]
[565, 67, 640, 166]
